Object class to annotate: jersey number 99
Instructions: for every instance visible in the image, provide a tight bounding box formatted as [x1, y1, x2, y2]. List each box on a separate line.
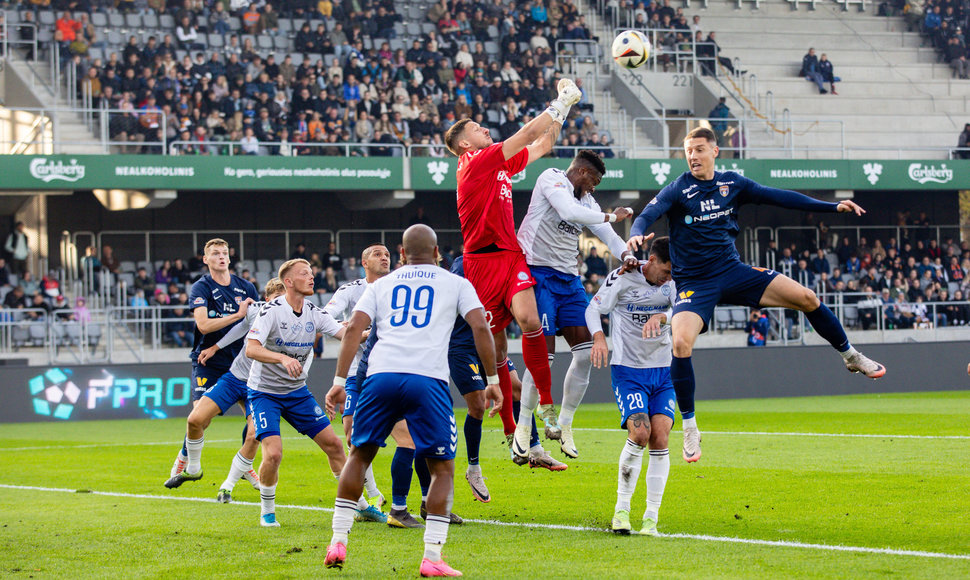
[389, 285, 435, 328]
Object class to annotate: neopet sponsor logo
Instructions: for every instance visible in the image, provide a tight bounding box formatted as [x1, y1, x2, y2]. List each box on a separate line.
[30, 158, 86, 183]
[907, 163, 952, 184]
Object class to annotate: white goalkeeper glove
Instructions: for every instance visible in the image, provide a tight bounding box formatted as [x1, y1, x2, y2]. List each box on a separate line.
[546, 78, 582, 124]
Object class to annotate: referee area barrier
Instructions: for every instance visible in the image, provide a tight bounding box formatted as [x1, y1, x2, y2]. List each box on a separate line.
[1, 339, 966, 424]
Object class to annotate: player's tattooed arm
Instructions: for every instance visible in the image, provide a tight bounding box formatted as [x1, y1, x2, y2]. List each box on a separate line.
[525, 117, 563, 161]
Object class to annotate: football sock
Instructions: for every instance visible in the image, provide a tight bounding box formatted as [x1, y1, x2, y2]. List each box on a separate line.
[559, 342, 593, 427]
[517, 370, 538, 425]
[331, 498, 357, 545]
[423, 514, 450, 560]
[221, 451, 253, 490]
[522, 329, 553, 405]
[185, 436, 204, 475]
[840, 346, 860, 361]
[683, 416, 697, 431]
[356, 495, 369, 510]
[646, 449, 670, 521]
[241, 423, 248, 445]
[391, 447, 415, 510]
[616, 439, 645, 512]
[259, 483, 277, 516]
[496, 358, 516, 435]
[414, 456, 432, 497]
[670, 355, 696, 419]
[805, 304, 851, 352]
[464, 415, 482, 466]
[512, 401, 541, 448]
[181, 436, 188, 457]
[364, 464, 380, 499]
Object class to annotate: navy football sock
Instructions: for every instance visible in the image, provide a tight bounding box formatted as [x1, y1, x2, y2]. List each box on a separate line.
[241, 423, 248, 446]
[805, 303, 851, 352]
[391, 447, 415, 507]
[670, 355, 696, 419]
[531, 415, 540, 448]
[181, 436, 188, 457]
[414, 453, 431, 497]
[464, 415, 482, 466]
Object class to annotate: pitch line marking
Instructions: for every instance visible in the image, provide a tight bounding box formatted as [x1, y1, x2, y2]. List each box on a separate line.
[2, 484, 968, 562]
[4, 430, 969, 452]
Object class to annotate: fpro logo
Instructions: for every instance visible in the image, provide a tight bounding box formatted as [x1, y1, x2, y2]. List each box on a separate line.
[427, 160, 449, 185]
[29, 368, 81, 420]
[863, 162, 883, 185]
[650, 162, 671, 185]
[30, 158, 86, 183]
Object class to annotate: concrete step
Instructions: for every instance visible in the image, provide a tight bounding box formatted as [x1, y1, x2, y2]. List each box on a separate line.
[732, 46, 939, 65]
[745, 62, 954, 81]
[752, 77, 965, 97]
[717, 30, 922, 51]
[767, 94, 968, 114]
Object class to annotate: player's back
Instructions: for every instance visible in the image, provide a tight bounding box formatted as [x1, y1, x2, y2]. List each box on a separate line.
[448, 256, 475, 351]
[227, 300, 265, 380]
[358, 264, 482, 382]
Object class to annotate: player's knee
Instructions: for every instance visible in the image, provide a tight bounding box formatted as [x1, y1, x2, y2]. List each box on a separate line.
[798, 287, 821, 311]
[186, 410, 208, 432]
[649, 429, 669, 450]
[671, 334, 694, 357]
[628, 425, 650, 447]
[261, 447, 282, 468]
[518, 313, 542, 332]
[465, 392, 486, 418]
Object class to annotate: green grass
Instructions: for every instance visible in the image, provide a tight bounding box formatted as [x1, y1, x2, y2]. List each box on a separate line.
[2, 392, 970, 578]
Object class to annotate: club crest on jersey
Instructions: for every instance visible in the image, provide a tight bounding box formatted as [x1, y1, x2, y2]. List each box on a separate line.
[234, 296, 243, 304]
[517, 271, 529, 281]
[719, 185, 730, 197]
[314, 405, 323, 417]
[305, 322, 314, 332]
[661, 285, 671, 296]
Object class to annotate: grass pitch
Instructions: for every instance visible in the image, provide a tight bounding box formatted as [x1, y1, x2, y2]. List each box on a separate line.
[2, 391, 969, 579]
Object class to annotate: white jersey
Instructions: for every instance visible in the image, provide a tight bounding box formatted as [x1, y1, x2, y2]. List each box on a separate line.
[517, 168, 629, 275]
[324, 278, 368, 377]
[353, 264, 483, 382]
[247, 297, 343, 394]
[217, 300, 265, 380]
[586, 267, 676, 369]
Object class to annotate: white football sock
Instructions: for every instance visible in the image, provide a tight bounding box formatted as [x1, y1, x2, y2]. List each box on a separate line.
[185, 436, 204, 475]
[364, 464, 380, 499]
[423, 514, 450, 560]
[615, 438, 644, 512]
[331, 498, 357, 545]
[220, 451, 253, 491]
[558, 343, 592, 427]
[840, 346, 859, 360]
[683, 416, 697, 430]
[518, 370, 539, 427]
[259, 483, 277, 516]
[645, 449, 670, 521]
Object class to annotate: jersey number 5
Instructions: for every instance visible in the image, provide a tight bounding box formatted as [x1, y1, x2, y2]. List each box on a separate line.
[389, 285, 435, 328]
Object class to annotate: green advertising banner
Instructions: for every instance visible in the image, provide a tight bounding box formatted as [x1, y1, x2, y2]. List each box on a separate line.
[411, 157, 970, 192]
[0, 155, 965, 192]
[0, 155, 403, 191]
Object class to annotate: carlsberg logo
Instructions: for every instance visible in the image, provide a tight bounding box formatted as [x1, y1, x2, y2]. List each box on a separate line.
[907, 163, 952, 184]
[30, 158, 86, 183]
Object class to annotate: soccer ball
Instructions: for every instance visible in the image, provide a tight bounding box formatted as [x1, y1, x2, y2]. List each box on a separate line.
[612, 30, 651, 69]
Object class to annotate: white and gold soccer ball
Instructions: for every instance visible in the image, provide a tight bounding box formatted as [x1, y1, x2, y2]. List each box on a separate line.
[611, 30, 651, 69]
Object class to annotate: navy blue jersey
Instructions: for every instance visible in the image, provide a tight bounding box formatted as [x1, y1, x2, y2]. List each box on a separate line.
[631, 171, 839, 279]
[355, 327, 379, 386]
[189, 273, 259, 371]
[449, 255, 475, 351]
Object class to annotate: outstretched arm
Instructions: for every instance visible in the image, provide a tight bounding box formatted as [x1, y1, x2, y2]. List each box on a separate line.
[502, 78, 581, 161]
[741, 180, 866, 216]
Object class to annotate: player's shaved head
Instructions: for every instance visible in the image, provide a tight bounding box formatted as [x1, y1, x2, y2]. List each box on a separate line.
[571, 149, 606, 175]
[402, 224, 438, 264]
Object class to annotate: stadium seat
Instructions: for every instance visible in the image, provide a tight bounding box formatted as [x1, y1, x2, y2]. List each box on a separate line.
[108, 13, 125, 31]
[714, 308, 731, 331]
[119, 261, 137, 273]
[278, 19, 292, 33]
[406, 22, 421, 37]
[89, 47, 104, 62]
[143, 13, 159, 29]
[11, 325, 29, 350]
[29, 323, 47, 346]
[484, 41, 499, 55]
[160, 14, 175, 29]
[125, 13, 142, 31]
[486, 109, 501, 125]
[843, 305, 859, 328]
[88, 323, 102, 347]
[64, 323, 82, 346]
[256, 271, 272, 284]
[38, 11, 55, 27]
[208, 34, 225, 48]
[106, 30, 123, 47]
[272, 259, 286, 272]
[730, 307, 748, 329]
[6, 11, 20, 23]
[228, 16, 241, 31]
[256, 259, 272, 273]
[273, 36, 289, 50]
[257, 35, 273, 50]
[236, 260, 255, 273]
[91, 13, 107, 28]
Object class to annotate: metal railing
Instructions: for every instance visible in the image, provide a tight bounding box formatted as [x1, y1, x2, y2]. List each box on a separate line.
[0, 17, 39, 63]
[0, 106, 169, 154]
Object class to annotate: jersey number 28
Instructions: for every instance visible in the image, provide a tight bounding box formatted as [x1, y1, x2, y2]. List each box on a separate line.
[389, 285, 435, 328]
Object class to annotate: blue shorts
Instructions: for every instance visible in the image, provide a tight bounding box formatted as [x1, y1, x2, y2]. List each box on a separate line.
[531, 266, 590, 336]
[192, 364, 228, 402]
[611, 365, 676, 429]
[448, 348, 486, 396]
[247, 386, 331, 440]
[352, 373, 457, 460]
[342, 376, 359, 416]
[673, 261, 779, 333]
[201, 372, 250, 415]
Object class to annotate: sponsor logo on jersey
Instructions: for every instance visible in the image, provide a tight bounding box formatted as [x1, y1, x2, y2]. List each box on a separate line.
[678, 291, 694, 300]
[684, 206, 735, 225]
[197, 377, 208, 387]
[233, 287, 247, 293]
[280, 322, 288, 330]
[556, 220, 582, 237]
[193, 297, 205, 306]
[682, 184, 698, 194]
